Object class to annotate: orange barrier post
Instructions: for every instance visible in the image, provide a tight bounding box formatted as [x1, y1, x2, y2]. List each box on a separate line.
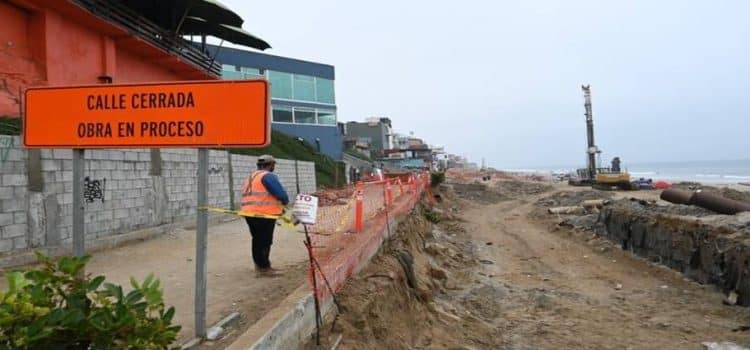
[354, 182, 364, 232]
[385, 180, 393, 206]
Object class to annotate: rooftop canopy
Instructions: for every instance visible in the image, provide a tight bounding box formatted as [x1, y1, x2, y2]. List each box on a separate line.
[181, 16, 270, 50]
[120, 0, 270, 50]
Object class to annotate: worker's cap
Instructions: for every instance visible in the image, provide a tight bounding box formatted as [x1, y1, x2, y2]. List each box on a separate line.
[257, 154, 276, 164]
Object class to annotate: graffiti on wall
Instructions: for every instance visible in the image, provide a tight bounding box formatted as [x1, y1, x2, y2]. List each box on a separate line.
[83, 176, 106, 203]
[0, 136, 13, 164]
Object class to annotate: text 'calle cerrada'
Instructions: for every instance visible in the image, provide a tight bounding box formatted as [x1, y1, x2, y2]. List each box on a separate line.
[79, 92, 203, 138]
[87, 92, 195, 110]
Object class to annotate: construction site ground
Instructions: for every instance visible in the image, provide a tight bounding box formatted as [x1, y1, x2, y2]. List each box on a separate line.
[308, 179, 750, 349]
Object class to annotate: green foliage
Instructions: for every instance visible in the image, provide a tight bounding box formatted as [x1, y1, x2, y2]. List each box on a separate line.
[0, 253, 180, 350]
[230, 130, 345, 188]
[0, 117, 22, 136]
[430, 172, 446, 188]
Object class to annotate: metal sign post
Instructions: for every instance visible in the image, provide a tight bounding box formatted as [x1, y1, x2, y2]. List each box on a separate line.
[72, 149, 85, 257]
[195, 148, 209, 338]
[294, 159, 301, 195]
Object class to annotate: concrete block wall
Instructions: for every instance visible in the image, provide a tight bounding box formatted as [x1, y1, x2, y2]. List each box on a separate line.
[230, 155, 316, 208]
[43, 149, 157, 245]
[295, 161, 316, 196]
[0, 136, 27, 253]
[0, 136, 317, 256]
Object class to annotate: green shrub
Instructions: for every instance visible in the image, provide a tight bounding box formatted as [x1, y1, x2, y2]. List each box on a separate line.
[0, 253, 180, 350]
[430, 172, 445, 188]
[0, 117, 22, 136]
[230, 130, 345, 188]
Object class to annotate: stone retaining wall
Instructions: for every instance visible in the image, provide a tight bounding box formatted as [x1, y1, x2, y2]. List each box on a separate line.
[598, 200, 750, 304]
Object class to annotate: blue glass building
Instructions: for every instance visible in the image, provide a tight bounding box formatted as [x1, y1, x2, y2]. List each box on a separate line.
[207, 45, 343, 159]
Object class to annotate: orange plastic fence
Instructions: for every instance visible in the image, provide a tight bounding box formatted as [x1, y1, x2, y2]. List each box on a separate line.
[302, 172, 430, 305]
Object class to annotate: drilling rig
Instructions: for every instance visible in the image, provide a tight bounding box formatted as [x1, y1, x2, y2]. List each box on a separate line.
[570, 85, 634, 190]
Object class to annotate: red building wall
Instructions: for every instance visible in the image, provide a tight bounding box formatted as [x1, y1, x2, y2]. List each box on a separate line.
[0, 0, 213, 117]
[116, 49, 183, 83]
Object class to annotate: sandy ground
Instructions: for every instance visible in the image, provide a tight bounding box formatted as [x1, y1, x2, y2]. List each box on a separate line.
[309, 180, 750, 350]
[0, 217, 310, 345]
[465, 185, 750, 349]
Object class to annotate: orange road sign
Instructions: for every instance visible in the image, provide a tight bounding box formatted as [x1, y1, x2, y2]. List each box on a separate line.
[24, 80, 270, 148]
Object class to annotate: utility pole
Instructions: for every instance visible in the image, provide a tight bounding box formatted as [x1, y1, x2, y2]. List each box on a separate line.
[582, 85, 598, 180]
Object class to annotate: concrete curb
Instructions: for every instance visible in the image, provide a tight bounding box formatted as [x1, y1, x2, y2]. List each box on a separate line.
[0, 215, 236, 269]
[180, 311, 241, 349]
[226, 211, 406, 350]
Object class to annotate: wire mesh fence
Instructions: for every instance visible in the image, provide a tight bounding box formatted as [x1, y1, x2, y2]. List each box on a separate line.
[302, 172, 430, 304]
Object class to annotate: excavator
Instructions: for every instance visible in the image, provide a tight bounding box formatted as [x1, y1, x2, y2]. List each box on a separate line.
[569, 85, 636, 190]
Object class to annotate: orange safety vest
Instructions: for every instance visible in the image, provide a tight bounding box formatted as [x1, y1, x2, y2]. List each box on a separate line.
[241, 170, 283, 216]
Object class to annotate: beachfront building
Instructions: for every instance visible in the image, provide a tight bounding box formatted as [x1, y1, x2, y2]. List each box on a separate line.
[344, 117, 394, 158]
[209, 45, 343, 159]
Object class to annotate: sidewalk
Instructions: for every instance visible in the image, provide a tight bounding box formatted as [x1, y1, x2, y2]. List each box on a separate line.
[0, 217, 310, 343]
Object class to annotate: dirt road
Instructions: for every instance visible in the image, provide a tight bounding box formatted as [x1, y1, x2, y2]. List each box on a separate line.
[463, 183, 750, 349]
[311, 181, 750, 349]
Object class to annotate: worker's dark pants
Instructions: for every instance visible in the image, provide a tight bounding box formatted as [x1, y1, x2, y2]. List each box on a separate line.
[244, 217, 276, 269]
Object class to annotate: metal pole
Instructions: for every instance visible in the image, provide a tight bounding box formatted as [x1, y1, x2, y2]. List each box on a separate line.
[195, 149, 209, 338]
[226, 150, 235, 210]
[294, 159, 301, 196]
[582, 85, 597, 180]
[303, 224, 322, 345]
[72, 149, 85, 257]
[383, 181, 392, 240]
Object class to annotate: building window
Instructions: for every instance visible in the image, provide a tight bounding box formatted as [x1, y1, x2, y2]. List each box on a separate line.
[272, 106, 293, 123]
[293, 75, 315, 101]
[268, 71, 292, 99]
[315, 78, 335, 104]
[221, 64, 242, 79]
[240, 66, 263, 78]
[317, 110, 336, 125]
[294, 107, 316, 124]
[221, 70, 244, 79]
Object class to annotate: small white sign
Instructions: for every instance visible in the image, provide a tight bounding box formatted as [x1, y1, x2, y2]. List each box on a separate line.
[292, 194, 319, 225]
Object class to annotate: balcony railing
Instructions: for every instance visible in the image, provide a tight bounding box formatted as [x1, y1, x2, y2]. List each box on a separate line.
[71, 0, 221, 76]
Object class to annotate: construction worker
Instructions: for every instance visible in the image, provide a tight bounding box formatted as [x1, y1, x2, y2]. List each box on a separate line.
[241, 155, 289, 276]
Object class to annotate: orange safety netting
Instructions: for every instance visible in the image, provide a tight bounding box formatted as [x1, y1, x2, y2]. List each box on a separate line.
[301, 172, 431, 305]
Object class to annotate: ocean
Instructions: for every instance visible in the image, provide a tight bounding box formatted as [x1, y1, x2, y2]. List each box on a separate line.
[506, 159, 750, 184]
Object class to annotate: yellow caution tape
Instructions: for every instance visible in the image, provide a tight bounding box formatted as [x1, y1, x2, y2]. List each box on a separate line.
[197, 206, 299, 227]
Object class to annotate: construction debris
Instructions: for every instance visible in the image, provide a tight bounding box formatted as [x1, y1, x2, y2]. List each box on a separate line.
[548, 206, 587, 215]
[536, 190, 613, 208]
[313, 187, 355, 207]
[724, 291, 740, 306]
[582, 199, 610, 209]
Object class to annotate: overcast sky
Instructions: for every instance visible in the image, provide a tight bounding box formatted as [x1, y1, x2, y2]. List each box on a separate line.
[221, 0, 749, 169]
